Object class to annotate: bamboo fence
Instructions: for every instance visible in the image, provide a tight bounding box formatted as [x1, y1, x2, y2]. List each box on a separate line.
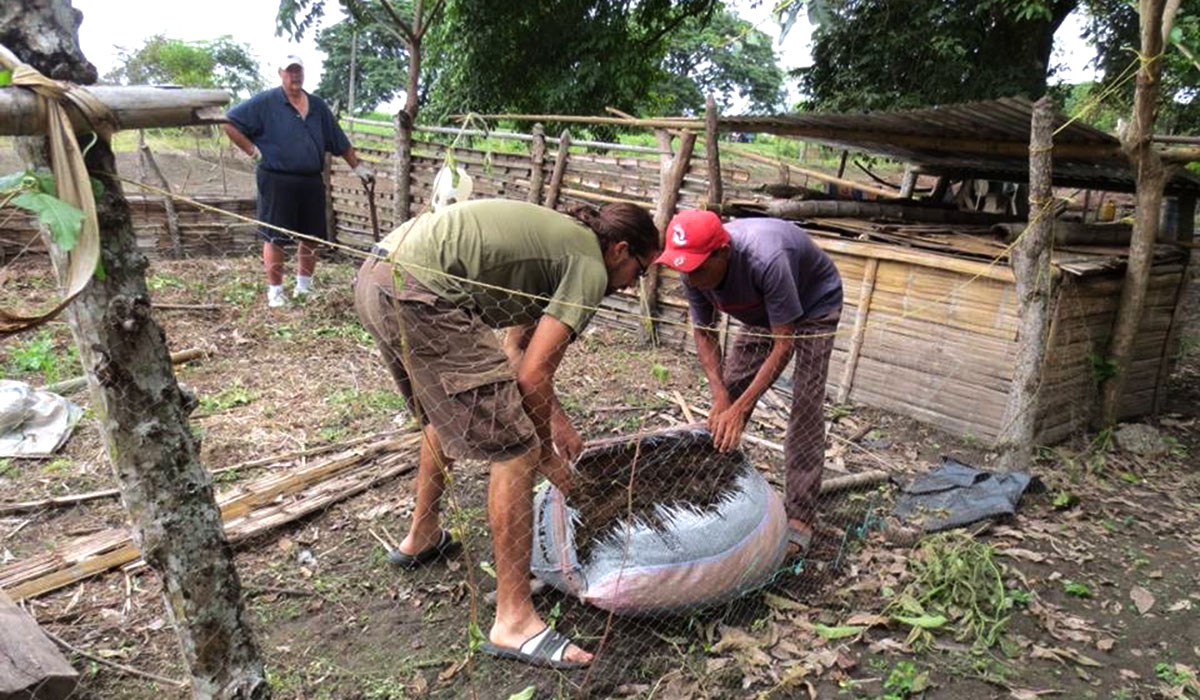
[6, 116, 1187, 445]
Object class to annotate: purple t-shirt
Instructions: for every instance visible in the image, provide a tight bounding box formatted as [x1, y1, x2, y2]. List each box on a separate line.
[685, 218, 843, 328]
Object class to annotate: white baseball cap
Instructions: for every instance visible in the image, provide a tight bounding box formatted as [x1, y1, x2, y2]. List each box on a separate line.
[278, 54, 304, 71]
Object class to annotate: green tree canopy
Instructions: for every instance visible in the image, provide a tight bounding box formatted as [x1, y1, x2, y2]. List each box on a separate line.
[797, 0, 1077, 113]
[314, 20, 409, 113]
[1081, 0, 1199, 133]
[647, 5, 785, 115]
[105, 35, 264, 100]
[279, 0, 723, 126]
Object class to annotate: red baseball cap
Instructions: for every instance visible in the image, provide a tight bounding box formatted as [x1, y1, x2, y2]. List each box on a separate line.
[654, 209, 731, 273]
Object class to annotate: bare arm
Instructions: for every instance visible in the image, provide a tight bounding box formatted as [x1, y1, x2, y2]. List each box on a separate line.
[710, 323, 796, 452]
[222, 123, 255, 157]
[507, 321, 581, 461]
[516, 315, 576, 492]
[340, 144, 362, 169]
[693, 323, 731, 415]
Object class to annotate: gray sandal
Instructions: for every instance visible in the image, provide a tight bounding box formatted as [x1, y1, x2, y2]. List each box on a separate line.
[478, 626, 589, 670]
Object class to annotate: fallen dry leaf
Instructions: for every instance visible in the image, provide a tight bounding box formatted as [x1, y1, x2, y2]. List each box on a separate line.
[437, 656, 467, 684]
[845, 612, 891, 627]
[998, 547, 1049, 563]
[1010, 689, 1062, 699]
[1130, 585, 1155, 615]
[714, 625, 762, 653]
[1168, 600, 1193, 613]
[1097, 638, 1116, 652]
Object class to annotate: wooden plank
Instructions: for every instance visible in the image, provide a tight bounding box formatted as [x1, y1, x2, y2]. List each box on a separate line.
[0, 591, 77, 699]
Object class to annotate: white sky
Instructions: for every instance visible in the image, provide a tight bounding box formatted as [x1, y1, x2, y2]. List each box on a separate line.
[73, 0, 1098, 112]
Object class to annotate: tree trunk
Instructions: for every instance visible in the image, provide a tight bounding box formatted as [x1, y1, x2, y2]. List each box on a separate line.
[1100, 0, 1173, 427]
[394, 109, 413, 223]
[4, 4, 268, 698]
[998, 95, 1055, 469]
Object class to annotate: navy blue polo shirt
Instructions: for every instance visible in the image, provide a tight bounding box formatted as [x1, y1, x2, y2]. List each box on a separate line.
[226, 87, 351, 175]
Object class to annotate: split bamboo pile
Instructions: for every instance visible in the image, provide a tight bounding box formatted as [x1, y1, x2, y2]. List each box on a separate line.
[0, 435, 420, 600]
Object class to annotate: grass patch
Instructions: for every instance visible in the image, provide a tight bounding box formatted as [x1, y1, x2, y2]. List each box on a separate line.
[4, 329, 79, 383]
[198, 382, 256, 415]
[327, 388, 407, 420]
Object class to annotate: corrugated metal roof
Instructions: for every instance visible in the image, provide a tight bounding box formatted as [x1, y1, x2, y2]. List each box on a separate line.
[722, 97, 1200, 194]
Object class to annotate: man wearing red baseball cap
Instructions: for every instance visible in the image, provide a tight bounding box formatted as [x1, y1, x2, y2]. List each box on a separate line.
[656, 209, 843, 554]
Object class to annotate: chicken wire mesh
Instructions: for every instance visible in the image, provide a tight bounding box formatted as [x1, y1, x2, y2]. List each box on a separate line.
[0, 118, 1183, 699]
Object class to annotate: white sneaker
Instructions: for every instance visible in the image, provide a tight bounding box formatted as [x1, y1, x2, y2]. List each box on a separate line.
[293, 276, 313, 300]
[267, 285, 288, 308]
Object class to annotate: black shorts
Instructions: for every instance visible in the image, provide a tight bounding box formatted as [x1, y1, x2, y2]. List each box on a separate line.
[255, 168, 327, 246]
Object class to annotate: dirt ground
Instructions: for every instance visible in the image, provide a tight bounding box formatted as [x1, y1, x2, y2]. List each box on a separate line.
[1, 250, 1197, 700]
[1, 151, 1199, 698]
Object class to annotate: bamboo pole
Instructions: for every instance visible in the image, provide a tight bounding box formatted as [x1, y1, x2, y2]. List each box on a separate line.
[644, 130, 697, 345]
[704, 95, 723, 208]
[43, 348, 207, 395]
[528, 123, 546, 204]
[136, 132, 183, 258]
[836, 257, 879, 403]
[544, 130, 572, 210]
[0, 86, 230, 136]
[726, 147, 897, 199]
[1100, 0, 1174, 427]
[998, 96, 1055, 469]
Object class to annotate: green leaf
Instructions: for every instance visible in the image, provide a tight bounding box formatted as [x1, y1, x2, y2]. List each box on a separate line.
[94, 256, 107, 281]
[1063, 580, 1092, 598]
[1052, 490, 1079, 510]
[11, 192, 85, 251]
[30, 169, 57, 195]
[467, 621, 486, 653]
[891, 614, 947, 629]
[813, 623, 865, 640]
[479, 561, 497, 579]
[506, 686, 536, 700]
[0, 69, 11, 86]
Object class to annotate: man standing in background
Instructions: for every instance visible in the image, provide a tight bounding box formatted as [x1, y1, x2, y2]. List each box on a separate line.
[223, 53, 373, 307]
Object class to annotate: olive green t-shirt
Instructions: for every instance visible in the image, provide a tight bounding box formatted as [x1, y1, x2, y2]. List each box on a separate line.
[382, 199, 608, 333]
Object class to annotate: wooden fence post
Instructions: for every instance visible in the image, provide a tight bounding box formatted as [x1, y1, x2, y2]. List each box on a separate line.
[704, 95, 722, 208]
[323, 152, 337, 245]
[898, 165, 918, 198]
[136, 131, 182, 258]
[394, 109, 413, 223]
[544, 129, 571, 210]
[836, 257, 879, 403]
[643, 130, 697, 345]
[528, 122, 546, 204]
[998, 95, 1055, 468]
